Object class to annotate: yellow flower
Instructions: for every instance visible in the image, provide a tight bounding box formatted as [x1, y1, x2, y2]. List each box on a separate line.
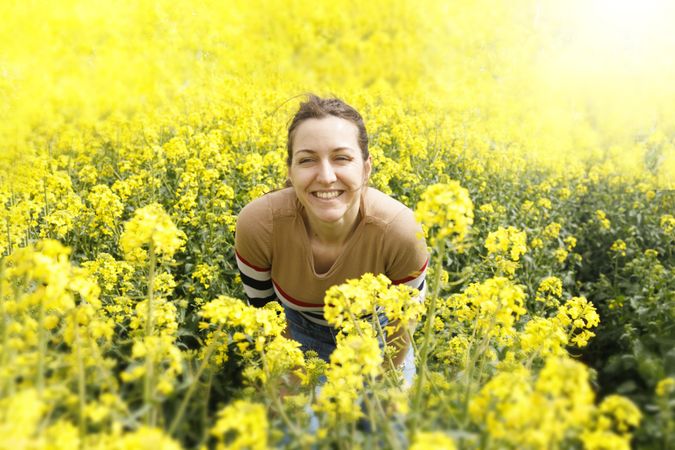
[315, 332, 383, 424]
[597, 395, 642, 433]
[410, 431, 457, 450]
[554, 248, 568, 263]
[543, 222, 561, 239]
[660, 214, 675, 235]
[119, 203, 186, 263]
[114, 427, 182, 450]
[595, 210, 611, 230]
[485, 226, 527, 261]
[415, 181, 474, 247]
[656, 377, 675, 397]
[610, 239, 627, 256]
[211, 400, 269, 450]
[324, 273, 422, 334]
[447, 277, 526, 345]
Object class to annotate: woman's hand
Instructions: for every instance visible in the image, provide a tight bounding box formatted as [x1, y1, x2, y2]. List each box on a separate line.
[384, 318, 417, 370]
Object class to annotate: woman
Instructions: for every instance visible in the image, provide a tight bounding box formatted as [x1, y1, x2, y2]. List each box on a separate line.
[234, 94, 428, 381]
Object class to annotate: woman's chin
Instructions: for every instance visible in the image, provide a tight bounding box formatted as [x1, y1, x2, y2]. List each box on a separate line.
[309, 210, 345, 224]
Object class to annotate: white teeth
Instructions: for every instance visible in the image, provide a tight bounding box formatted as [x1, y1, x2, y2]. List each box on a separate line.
[314, 191, 341, 199]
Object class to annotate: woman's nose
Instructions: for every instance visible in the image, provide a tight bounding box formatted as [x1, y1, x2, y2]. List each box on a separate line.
[317, 160, 337, 183]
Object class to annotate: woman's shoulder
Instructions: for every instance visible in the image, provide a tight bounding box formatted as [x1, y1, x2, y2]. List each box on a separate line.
[364, 187, 415, 226]
[239, 187, 297, 220]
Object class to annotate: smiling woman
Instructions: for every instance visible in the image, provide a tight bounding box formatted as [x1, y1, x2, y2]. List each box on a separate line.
[234, 94, 429, 378]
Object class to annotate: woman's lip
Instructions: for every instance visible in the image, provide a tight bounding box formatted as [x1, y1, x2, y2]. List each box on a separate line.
[311, 190, 345, 199]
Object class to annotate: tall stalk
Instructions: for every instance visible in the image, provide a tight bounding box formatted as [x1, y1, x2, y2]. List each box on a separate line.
[168, 328, 222, 436]
[0, 261, 8, 396]
[37, 297, 46, 396]
[75, 314, 87, 448]
[144, 241, 156, 425]
[410, 239, 446, 430]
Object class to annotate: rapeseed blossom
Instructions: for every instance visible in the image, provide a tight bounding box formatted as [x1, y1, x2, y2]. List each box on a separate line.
[447, 277, 526, 345]
[119, 203, 186, 263]
[484, 226, 528, 276]
[415, 181, 474, 247]
[595, 210, 611, 230]
[660, 214, 674, 235]
[211, 400, 269, 450]
[610, 239, 627, 256]
[410, 431, 457, 450]
[315, 332, 383, 424]
[536, 276, 563, 307]
[470, 357, 597, 449]
[86, 184, 124, 238]
[556, 296, 600, 347]
[324, 273, 422, 334]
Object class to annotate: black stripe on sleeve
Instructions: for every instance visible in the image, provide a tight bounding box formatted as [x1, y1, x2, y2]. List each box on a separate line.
[248, 294, 278, 308]
[240, 271, 274, 291]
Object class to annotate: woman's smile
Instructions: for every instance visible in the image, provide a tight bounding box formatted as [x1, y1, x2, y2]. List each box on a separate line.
[312, 190, 344, 200]
[289, 115, 371, 231]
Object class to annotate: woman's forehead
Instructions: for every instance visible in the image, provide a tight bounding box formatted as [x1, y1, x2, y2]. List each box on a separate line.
[292, 116, 359, 151]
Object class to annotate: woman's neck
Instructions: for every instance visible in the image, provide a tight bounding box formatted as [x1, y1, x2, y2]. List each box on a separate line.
[303, 202, 362, 246]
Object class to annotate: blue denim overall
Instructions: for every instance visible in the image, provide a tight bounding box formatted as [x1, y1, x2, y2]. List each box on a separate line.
[283, 305, 416, 387]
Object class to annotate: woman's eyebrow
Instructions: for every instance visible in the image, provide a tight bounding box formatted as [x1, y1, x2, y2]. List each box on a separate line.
[294, 147, 355, 154]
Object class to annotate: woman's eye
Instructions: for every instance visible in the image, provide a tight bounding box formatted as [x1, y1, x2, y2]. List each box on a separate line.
[335, 155, 351, 161]
[298, 158, 313, 164]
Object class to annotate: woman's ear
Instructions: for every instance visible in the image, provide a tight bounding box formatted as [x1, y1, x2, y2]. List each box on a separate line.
[363, 155, 372, 182]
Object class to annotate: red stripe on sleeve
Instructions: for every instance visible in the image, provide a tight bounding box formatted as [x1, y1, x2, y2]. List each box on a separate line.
[272, 280, 324, 308]
[235, 250, 270, 272]
[391, 257, 429, 284]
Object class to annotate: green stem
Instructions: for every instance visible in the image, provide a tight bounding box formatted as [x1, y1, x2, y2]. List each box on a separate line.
[168, 329, 222, 436]
[37, 297, 46, 396]
[0, 261, 9, 396]
[75, 315, 87, 447]
[144, 242, 156, 426]
[334, 310, 400, 447]
[410, 239, 446, 430]
[462, 317, 495, 426]
[260, 351, 302, 437]
[373, 308, 397, 377]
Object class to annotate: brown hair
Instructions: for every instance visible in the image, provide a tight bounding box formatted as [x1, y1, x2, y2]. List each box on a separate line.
[286, 94, 369, 167]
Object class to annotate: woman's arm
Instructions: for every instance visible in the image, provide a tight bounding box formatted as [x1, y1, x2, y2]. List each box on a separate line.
[385, 318, 417, 369]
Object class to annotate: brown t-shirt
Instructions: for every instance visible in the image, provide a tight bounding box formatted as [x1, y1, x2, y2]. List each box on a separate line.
[235, 187, 428, 325]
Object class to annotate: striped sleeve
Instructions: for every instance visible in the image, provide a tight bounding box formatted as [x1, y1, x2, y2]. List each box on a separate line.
[234, 196, 276, 307]
[386, 208, 430, 302]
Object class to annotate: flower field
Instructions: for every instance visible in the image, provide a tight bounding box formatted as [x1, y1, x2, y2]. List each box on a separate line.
[1, 0, 673, 449]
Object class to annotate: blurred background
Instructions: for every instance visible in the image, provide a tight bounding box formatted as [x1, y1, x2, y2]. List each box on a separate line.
[1, 0, 674, 185]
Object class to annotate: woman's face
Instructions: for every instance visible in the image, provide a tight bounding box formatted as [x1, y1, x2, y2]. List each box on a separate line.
[289, 115, 371, 228]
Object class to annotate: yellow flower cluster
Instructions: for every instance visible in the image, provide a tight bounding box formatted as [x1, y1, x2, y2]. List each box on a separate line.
[447, 277, 526, 345]
[211, 400, 269, 450]
[415, 182, 474, 248]
[484, 226, 528, 276]
[555, 296, 600, 348]
[660, 214, 675, 236]
[595, 210, 611, 230]
[323, 273, 422, 335]
[315, 332, 383, 424]
[410, 431, 457, 450]
[471, 356, 640, 449]
[535, 276, 563, 307]
[656, 377, 675, 397]
[581, 395, 643, 450]
[119, 203, 186, 264]
[198, 296, 299, 381]
[0, 388, 181, 450]
[610, 239, 627, 256]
